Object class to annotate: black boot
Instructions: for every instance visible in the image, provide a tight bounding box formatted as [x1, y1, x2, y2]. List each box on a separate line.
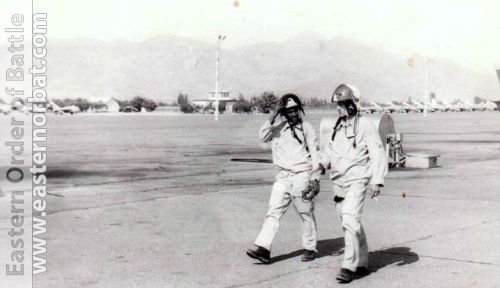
[246, 246, 271, 264]
[336, 268, 355, 283]
[356, 266, 369, 277]
[301, 250, 316, 262]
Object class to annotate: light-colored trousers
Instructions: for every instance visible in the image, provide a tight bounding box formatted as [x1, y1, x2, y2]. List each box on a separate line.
[254, 171, 317, 251]
[334, 179, 369, 272]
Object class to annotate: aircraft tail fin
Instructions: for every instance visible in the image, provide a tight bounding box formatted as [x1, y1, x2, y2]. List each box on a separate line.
[49, 100, 61, 110]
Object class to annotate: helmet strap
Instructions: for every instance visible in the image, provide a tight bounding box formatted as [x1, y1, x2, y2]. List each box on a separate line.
[331, 115, 359, 149]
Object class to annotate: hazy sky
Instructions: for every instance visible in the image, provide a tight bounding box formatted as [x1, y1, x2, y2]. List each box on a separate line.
[36, 0, 500, 74]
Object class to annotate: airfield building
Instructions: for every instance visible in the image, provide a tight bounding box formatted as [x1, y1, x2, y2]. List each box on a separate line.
[89, 97, 120, 113]
[192, 91, 237, 114]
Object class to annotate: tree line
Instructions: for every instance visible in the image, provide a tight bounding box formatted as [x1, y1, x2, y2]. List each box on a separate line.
[53, 93, 330, 114]
[177, 92, 333, 114]
[52, 92, 489, 114]
[52, 96, 159, 112]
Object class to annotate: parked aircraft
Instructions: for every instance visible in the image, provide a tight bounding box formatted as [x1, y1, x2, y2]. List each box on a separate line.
[10, 104, 33, 115]
[0, 100, 11, 115]
[442, 100, 468, 112]
[0, 98, 12, 115]
[414, 101, 437, 113]
[0, 104, 11, 115]
[484, 101, 498, 111]
[464, 101, 486, 112]
[19, 106, 33, 114]
[440, 100, 454, 112]
[454, 101, 471, 112]
[474, 102, 489, 111]
[411, 101, 426, 113]
[429, 99, 448, 112]
[400, 101, 420, 113]
[360, 102, 385, 114]
[381, 101, 402, 113]
[358, 98, 496, 114]
[49, 101, 80, 114]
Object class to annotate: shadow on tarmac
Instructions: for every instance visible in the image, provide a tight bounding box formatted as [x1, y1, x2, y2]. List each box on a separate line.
[269, 244, 418, 281]
[363, 247, 419, 277]
[270, 238, 344, 264]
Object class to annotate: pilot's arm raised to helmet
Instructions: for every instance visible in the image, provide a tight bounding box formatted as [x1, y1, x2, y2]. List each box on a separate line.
[259, 101, 287, 142]
[259, 119, 286, 143]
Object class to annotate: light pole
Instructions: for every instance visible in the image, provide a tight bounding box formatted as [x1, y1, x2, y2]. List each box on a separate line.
[423, 57, 434, 117]
[215, 35, 226, 122]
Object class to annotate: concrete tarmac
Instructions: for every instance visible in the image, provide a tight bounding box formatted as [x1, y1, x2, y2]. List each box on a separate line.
[1, 111, 499, 287]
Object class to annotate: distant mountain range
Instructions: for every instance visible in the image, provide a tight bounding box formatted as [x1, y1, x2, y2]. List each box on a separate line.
[41, 34, 499, 102]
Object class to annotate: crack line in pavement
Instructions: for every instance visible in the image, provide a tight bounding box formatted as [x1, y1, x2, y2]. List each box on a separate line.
[380, 193, 500, 203]
[382, 217, 500, 252]
[46, 192, 65, 198]
[373, 250, 494, 266]
[419, 255, 493, 266]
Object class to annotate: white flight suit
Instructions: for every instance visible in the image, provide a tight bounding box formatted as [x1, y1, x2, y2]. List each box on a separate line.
[320, 115, 387, 272]
[254, 119, 320, 252]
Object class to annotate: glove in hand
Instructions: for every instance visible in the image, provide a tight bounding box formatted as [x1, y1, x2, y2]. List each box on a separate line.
[302, 180, 320, 201]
